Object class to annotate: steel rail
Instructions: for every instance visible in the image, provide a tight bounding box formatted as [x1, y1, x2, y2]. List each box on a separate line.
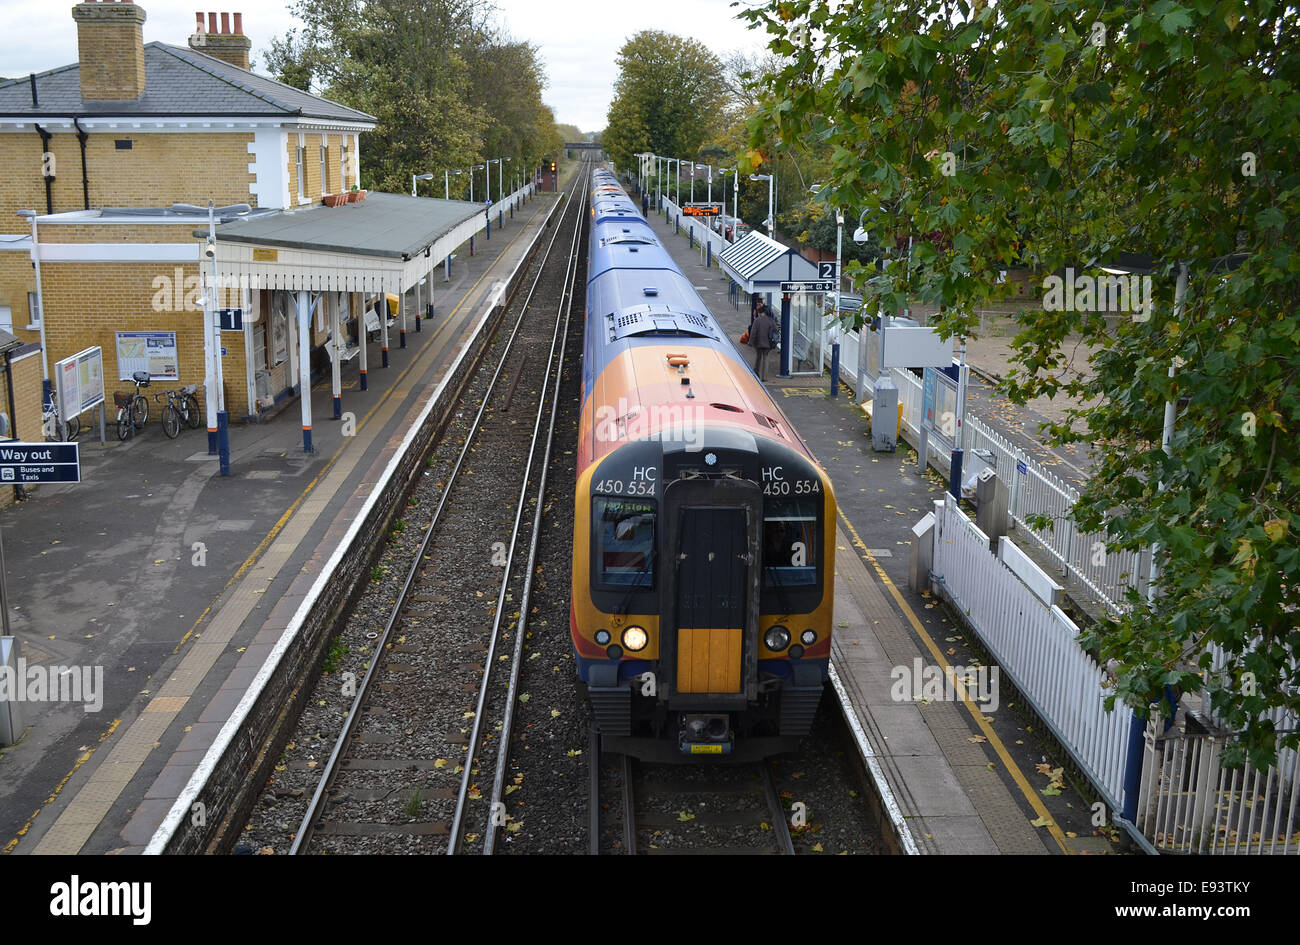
[290, 163, 586, 855]
[481, 162, 589, 854]
[447, 158, 590, 852]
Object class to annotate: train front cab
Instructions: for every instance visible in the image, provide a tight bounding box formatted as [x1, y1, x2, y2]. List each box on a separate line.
[574, 428, 834, 762]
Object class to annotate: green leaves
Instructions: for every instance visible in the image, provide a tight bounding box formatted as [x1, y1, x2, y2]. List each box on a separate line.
[740, 0, 1300, 768]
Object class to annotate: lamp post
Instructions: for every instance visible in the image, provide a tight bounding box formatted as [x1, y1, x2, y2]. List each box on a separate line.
[750, 173, 775, 239]
[172, 200, 250, 475]
[411, 172, 434, 197]
[444, 168, 463, 200]
[444, 169, 464, 279]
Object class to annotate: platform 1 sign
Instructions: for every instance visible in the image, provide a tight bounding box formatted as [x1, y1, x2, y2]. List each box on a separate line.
[0, 443, 80, 484]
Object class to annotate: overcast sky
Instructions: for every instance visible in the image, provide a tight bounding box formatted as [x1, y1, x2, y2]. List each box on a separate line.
[1, 0, 770, 132]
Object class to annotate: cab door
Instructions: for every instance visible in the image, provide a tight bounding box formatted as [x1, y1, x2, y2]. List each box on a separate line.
[661, 478, 762, 705]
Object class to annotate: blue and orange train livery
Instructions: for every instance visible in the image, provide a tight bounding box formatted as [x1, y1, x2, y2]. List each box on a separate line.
[571, 168, 836, 761]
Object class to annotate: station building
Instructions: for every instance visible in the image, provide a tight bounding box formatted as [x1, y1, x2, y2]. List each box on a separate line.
[0, 0, 489, 436]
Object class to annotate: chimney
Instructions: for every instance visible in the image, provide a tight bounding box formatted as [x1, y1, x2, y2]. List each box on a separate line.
[72, 0, 148, 102]
[188, 9, 252, 70]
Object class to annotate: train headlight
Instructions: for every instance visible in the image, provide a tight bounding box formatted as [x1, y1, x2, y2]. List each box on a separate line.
[801, 629, 817, 645]
[764, 625, 791, 652]
[622, 626, 648, 651]
[595, 629, 611, 646]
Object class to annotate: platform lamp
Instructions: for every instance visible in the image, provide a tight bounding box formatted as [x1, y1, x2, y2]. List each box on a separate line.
[443, 169, 464, 279]
[172, 201, 251, 477]
[411, 172, 435, 197]
[750, 173, 775, 239]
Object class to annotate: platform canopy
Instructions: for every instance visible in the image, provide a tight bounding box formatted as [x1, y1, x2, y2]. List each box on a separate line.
[204, 192, 487, 296]
[718, 231, 821, 294]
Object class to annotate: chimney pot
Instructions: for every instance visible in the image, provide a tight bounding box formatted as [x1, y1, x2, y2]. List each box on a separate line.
[195, 12, 204, 32]
[233, 12, 242, 34]
[220, 12, 229, 33]
[207, 12, 217, 32]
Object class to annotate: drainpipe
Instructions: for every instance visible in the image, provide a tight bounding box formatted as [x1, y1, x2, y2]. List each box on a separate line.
[72, 117, 90, 210]
[34, 124, 53, 216]
[2, 351, 22, 502]
[17, 210, 49, 383]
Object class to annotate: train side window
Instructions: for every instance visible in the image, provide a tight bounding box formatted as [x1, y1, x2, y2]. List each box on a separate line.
[595, 497, 656, 588]
[763, 498, 818, 587]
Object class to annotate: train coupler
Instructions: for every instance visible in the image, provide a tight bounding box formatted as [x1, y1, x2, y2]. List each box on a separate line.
[678, 714, 734, 757]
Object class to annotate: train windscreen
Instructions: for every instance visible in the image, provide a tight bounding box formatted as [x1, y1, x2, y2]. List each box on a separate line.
[763, 498, 818, 587]
[594, 497, 657, 588]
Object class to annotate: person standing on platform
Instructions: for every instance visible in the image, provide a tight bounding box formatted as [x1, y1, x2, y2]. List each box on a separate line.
[641, 191, 650, 216]
[748, 302, 778, 382]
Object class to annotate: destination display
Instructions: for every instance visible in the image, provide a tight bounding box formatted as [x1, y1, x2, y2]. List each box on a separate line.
[681, 204, 721, 217]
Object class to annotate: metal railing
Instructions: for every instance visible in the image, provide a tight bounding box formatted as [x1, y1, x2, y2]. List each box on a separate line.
[826, 321, 1145, 615]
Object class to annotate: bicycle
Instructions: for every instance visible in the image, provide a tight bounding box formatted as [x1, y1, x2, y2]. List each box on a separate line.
[41, 393, 80, 441]
[154, 387, 194, 439]
[177, 384, 201, 430]
[114, 391, 138, 440]
[126, 371, 150, 430]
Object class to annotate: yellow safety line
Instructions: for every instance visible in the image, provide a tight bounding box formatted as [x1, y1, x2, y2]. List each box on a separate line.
[2, 204, 544, 856]
[837, 507, 1073, 854]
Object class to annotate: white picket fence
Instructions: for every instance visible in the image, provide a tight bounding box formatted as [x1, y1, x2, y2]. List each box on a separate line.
[1138, 721, 1300, 854]
[931, 495, 1133, 811]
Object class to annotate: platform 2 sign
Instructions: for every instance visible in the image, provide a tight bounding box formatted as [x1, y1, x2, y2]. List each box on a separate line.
[0, 443, 80, 484]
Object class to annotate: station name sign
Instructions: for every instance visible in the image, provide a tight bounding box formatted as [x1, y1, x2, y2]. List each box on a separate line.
[682, 204, 721, 217]
[0, 443, 81, 484]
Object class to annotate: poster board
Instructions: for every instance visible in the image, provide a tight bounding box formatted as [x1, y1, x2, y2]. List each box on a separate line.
[116, 331, 179, 381]
[54, 346, 105, 421]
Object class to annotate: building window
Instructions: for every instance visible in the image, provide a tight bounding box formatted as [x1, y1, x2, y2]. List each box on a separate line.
[296, 146, 305, 200]
[0, 306, 12, 334]
[27, 292, 41, 329]
[320, 145, 328, 194]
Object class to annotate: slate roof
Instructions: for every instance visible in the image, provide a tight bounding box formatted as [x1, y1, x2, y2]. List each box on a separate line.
[203, 192, 486, 260]
[0, 43, 374, 123]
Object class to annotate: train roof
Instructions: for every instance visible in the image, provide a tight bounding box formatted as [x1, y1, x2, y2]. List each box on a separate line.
[589, 267, 719, 342]
[588, 221, 675, 280]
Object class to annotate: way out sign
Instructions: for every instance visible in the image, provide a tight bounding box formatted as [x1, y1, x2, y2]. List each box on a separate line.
[0, 443, 80, 483]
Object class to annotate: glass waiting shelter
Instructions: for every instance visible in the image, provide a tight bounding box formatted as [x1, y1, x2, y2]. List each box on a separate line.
[718, 231, 827, 376]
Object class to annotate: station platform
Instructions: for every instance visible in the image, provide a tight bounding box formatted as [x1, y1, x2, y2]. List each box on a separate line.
[642, 195, 1114, 854]
[0, 178, 567, 855]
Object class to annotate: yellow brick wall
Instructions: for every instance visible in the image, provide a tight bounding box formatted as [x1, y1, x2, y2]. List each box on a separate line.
[34, 222, 201, 245]
[0, 132, 257, 224]
[74, 20, 147, 101]
[0, 252, 40, 348]
[0, 351, 44, 509]
[38, 259, 253, 419]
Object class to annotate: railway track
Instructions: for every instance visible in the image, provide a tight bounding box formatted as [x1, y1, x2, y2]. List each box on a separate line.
[287, 159, 590, 855]
[590, 735, 796, 855]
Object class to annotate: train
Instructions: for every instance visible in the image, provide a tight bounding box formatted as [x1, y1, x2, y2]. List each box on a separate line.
[570, 168, 837, 761]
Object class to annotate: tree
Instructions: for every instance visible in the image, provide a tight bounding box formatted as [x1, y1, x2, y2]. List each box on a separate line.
[742, 0, 1300, 765]
[603, 31, 727, 171]
[263, 0, 560, 197]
